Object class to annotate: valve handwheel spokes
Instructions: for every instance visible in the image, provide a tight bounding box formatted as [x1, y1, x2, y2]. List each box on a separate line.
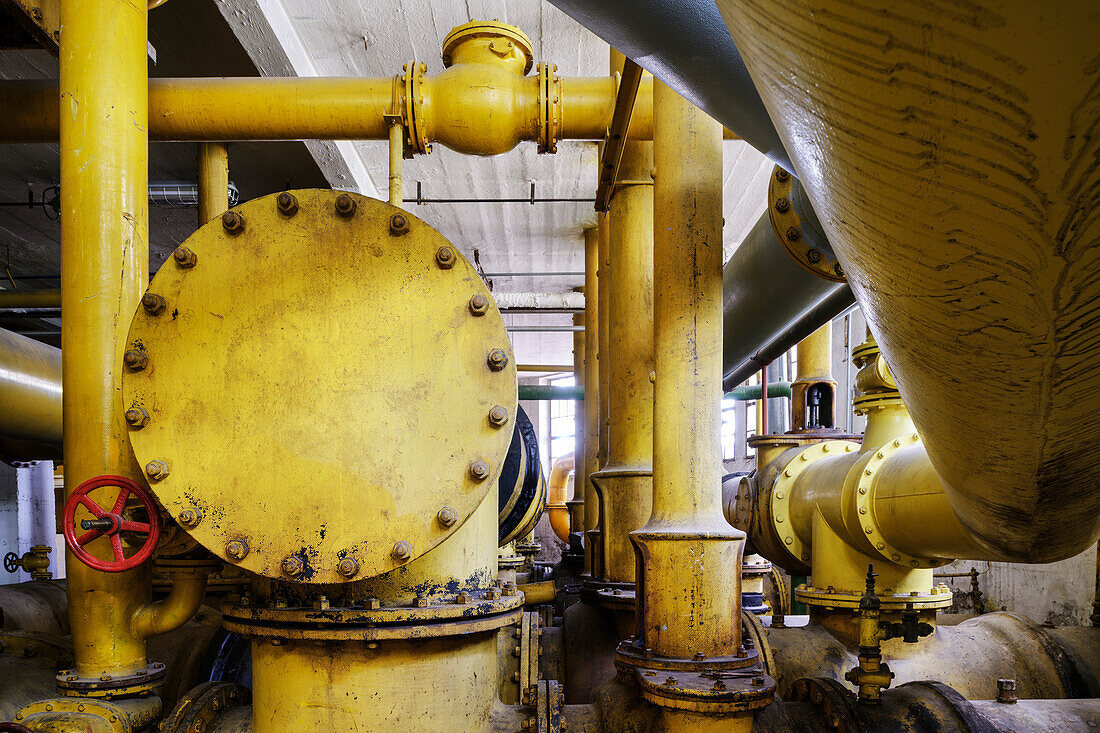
[3, 552, 19, 573]
[62, 475, 162, 572]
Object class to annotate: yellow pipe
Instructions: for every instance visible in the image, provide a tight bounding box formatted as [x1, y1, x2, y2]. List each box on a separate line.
[518, 579, 557, 606]
[632, 79, 740, 660]
[590, 134, 654, 585]
[796, 323, 831, 381]
[0, 327, 62, 444]
[717, 0, 1100, 562]
[593, 212, 611, 578]
[547, 452, 575, 544]
[129, 568, 208, 640]
[197, 141, 229, 224]
[583, 225, 601, 576]
[388, 120, 403, 208]
[0, 74, 738, 146]
[60, 0, 154, 679]
[568, 289, 585, 541]
[0, 289, 62, 308]
[517, 364, 573, 373]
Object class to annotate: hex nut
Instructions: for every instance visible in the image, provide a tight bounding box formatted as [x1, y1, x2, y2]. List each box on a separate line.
[221, 211, 245, 234]
[487, 349, 509, 371]
[141, 293, 167, 315]
[389, 213, 410, 235]
[172, 246, 198, 268]
[468, 293, 489, 316]
[415, 594, 430, 608]
[334, 193, 357, 218]
[488, 405, 509, 427]
[281, 555, 304, 578]
[785, 226, 801, 242]
[437, 506, 458, 528]
[391, 540, 413, 562]
[276, 192, 299, 216]
[364, 597, 381, 610]
[468, 459, 490, 482]
[774, 197, 791, 213]
[145, 460, 170, 480]
[486, 586, 502, 600]
[456, 591, 472, 604]
[178, 508, 202, 528]
[337, 557, 360, 579]
[125, 406, 150, 428]
[502, 583, 517, 597]
[123, 348, 148, 371]
[776, 168, 790, 182]
[435, 246, 456, 269]
[807, 248, 822, 264]
[225, 540, 249, 561]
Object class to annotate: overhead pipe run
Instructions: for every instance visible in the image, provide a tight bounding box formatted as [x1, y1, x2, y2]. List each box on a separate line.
[0, 327, 62, 445]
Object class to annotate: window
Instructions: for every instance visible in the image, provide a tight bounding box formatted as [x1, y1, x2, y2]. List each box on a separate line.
[721, 397, 738, 459]
[745, 401, 757, 458]
[548, 375, 576, 466]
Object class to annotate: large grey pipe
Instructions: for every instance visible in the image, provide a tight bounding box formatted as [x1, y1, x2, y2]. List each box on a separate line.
[722, 213, 853, 389]
[547, 0, 794, 173]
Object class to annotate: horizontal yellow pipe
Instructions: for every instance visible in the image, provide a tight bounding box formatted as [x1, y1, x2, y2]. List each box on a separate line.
[518, 580, 556, 606]
[0, 327, 62, 444]
[0, 289, 62, 308]
[0, 76, 737, 144]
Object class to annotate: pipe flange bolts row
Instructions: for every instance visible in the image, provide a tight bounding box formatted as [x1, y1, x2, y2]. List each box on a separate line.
[855, 432, 949, 570]
[767, 165, 844, 283]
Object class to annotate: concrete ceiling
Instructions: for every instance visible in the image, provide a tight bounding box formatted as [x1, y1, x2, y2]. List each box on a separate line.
[213, 0, 773, 366]
[0, 0, 774, 365]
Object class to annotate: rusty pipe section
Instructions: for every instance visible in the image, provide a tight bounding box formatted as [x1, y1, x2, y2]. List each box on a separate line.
[0, 328, 62, 445]
[718, 0, 1100, 561]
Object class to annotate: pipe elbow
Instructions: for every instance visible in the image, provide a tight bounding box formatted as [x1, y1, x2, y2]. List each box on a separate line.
[130, 568, 207, 641]
[547, 454, 575, 543]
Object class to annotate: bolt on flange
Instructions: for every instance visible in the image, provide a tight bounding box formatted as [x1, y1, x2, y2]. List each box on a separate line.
[276, 192, 299, 216]
[487, 349, 509, 371]
[389, 213, 410, 235]
[221, 211, 245, 235]
[337, 556, 360, 579]
[281, 556, 304, 578]
[225, 540, 249, 561]
[123, 347, 148, 371]
[437, 506, 458, 527]
[334, 193, 357, 218]
[177, 508, 202, 528]
[141, 293, 167, 315]
[145, 460, 169, 480]
[435, 246, 456, 269]
[124, 406, 150, 428]
[468, 459, 490, 482]
[468, 293, 489, 316]
[487, 405, 509, 427]
[173, 246, 198, 268]
[391, 540, 412, 562]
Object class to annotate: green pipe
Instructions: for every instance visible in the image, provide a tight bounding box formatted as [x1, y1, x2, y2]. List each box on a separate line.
[725, 381, 791, 400]
[519, 384, 584, 401]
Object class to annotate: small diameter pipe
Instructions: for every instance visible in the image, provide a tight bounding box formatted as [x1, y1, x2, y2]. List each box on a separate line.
[388, 121, 403, 208]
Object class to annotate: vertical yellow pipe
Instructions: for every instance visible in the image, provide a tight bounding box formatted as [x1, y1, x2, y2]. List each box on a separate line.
[571, 286, 585, 541]
[197, 142, 229, 224]
[582, 226, 600, 576]
[591, 132, 654, 584]
[797, 323, 831, 380]
[60, 0, 151, 676]
[592, 213, 611, 578]
[634, 79, 741, 659]
[388, 121, 404, 208]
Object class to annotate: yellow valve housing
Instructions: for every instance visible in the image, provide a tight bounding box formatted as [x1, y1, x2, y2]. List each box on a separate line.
[122, 190, 517, 584]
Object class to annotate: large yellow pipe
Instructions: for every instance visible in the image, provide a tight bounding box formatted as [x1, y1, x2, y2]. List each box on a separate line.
[0, 328, 62, 445]
[0, 73, 742, 146]
[60, 0, 154, 678]
[717, 0, 1100, 562]
[590, 136, 654, 584]
[632, 79, 740, 659]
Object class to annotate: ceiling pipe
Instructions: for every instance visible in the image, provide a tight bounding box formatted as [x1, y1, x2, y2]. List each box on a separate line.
[546, 0, 793, 173]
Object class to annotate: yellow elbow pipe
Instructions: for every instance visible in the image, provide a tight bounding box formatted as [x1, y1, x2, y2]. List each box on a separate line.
[547, 453, 575, 544]
[130, 568, 208, 641]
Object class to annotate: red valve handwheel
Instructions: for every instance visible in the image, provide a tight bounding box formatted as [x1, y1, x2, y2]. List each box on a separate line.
[62, 475, 161, 573]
